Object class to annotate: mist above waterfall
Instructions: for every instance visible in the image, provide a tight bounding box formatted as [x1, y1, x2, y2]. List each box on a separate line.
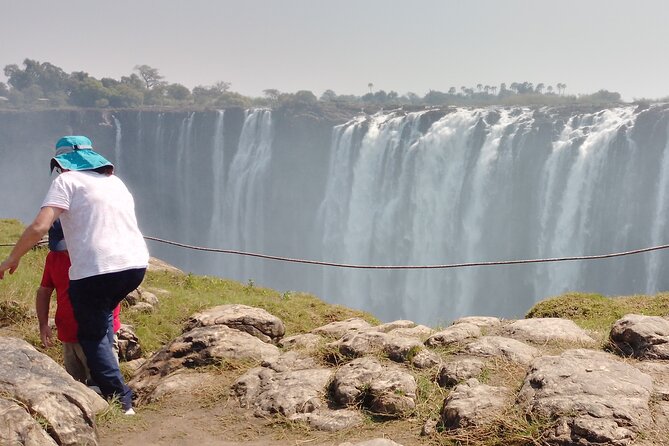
[2, 105, 669, 325]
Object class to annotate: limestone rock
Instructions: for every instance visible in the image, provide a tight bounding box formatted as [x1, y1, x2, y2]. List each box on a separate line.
[232, 360, 333, 416]
[610, 314, 669, 359]
[332, 331, 423, 363]
[262, 350, 321, 372]
[146, 370, 217, 403]
[452, 316, 502, 329]
[411, 349, 441, 369]
[383, 335, 424, 363]
[0, 337, 107, 446]
[421, 418, 438, 436]
[289, 408, 364, 431]
[387, 324, 434, 339]
[331, 357, 417, 416]
[312, 318, 373, 338]
[437, 357, 486, 387]
[129, 302, 154, 313]
[0, 397, 58, 446]
[125, 286, 159, 307]
[425, 322, 481, 347]
[464, 336, 540, 365]
[279, 333, 322, 350]
[331, 357, 383, 405]
[185, 304, 285, 344]
[123, 358, 146, 375]
[372, 320, 416, 332]
[148, 256, 183, 274]
[117, 323, 142, 361]
[441, 378, 512, 428]
[517, 349, 654, 445]
[333, 330, 387, 357]
[130, 325, 279, 399]
[339, 440, 404, 446]
[502, 317, 597, 345]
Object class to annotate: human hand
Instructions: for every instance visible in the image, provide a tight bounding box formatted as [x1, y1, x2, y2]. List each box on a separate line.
[39, 324, 53, 348]
[0, 257, 20, 279]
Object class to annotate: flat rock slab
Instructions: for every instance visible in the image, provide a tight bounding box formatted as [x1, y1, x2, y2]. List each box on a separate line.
[331, 357, 417, 416]
[184, 304, 285, 344]
[130, 325, 280, 399]
[387, 325, 434, 339]
[332, 330, 387, 358]
[517, 349, 654, 445]
[0, 397, 58, 446]
[312, 318, 373, 338]
[117, 323, 142, 361]
[372, 320, 416, 332]
[332, 331, 423, 363]
[148, 256, 184, 274]
[411, 349, 441, 369]
[279, 333, 322, 350]
[610, 314, 669, 359]
[441, 378, 512, 428]
[0, 337, 107, 446]
[437, 357, 486, 388]
[339, 440, 405, 446]
[463, 335, 540, 365]
[502, 318, 597, 345]
[425, 322, 481, 347]
[146, 370, 218, 403]
[452, 316, 502, 329]
[233, 362, 333, 416]
[289, 408, 364, 432]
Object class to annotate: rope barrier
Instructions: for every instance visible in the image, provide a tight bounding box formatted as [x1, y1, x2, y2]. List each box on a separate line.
[4, 236, 669, 269]
[142, 236, 669, 270]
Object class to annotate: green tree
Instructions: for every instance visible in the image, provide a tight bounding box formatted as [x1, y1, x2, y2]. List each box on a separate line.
[293, 90, 318, 104]
[120, 73, 146, 90]
[166, 83, 191, 102]
[108, 84, 144, 107]
[320, 89, 337, 101]
[134, 65, 165, 89]
[69, 76, 109, 107]
[213, 81, 231, 93]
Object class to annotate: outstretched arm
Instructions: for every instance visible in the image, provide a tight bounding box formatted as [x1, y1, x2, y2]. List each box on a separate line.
[0, 206, 63, 279]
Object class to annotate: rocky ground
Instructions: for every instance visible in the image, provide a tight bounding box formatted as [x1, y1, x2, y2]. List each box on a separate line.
[3, 287, 669, 445]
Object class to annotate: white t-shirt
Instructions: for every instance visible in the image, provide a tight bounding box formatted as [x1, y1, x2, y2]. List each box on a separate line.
[42, 170, 149, 280]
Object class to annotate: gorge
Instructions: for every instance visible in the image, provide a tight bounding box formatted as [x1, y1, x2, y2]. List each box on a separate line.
[2, 104, 669, 325]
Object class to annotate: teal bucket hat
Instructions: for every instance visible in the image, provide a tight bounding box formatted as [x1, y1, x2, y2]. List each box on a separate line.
[50, 135, 114, 172]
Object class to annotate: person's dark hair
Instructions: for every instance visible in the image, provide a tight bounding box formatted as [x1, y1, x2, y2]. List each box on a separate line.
[92, 165, 114, 175]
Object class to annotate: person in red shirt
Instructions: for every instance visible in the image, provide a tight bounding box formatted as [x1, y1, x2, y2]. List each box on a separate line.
[36, 219, 121, 384]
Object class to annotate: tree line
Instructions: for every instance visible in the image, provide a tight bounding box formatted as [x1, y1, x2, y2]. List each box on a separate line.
[0, 58, 628, 111]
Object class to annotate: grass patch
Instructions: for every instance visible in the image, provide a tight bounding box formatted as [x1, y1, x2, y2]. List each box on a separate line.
[0, 218, 376, 360]
[526, 291, 669, 336]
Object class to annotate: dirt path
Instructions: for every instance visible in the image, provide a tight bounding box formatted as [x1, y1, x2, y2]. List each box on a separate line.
[98, 393, 421, 446]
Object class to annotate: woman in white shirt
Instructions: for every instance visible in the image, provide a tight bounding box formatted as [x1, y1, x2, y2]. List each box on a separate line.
[0, 135, 148, 415]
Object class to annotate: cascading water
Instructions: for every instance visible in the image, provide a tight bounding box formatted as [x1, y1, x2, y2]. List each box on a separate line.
[3, 105, 669, 325]
[316, 106, 666, 323]
[219, 109, 274, 283]
[112, 115, 122, 173]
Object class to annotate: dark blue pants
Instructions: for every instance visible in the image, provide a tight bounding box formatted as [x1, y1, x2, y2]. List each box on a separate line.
[69, 268, 146, 410]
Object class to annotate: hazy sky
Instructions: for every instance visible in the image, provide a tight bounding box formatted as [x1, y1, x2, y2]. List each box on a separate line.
[2, 0, 669, 101]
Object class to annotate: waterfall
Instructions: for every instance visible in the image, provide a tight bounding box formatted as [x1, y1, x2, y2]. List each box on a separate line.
[112, 115, 122, 173]
[208, 110, 227, 272]
[221, 109, 274, 282]
[4, 105, 669, 325]
[647, 120, 669, 292]
[317, 106, 661, 323]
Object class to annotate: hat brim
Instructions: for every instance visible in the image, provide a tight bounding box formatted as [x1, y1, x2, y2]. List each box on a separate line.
[51, 149, 113, 172]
